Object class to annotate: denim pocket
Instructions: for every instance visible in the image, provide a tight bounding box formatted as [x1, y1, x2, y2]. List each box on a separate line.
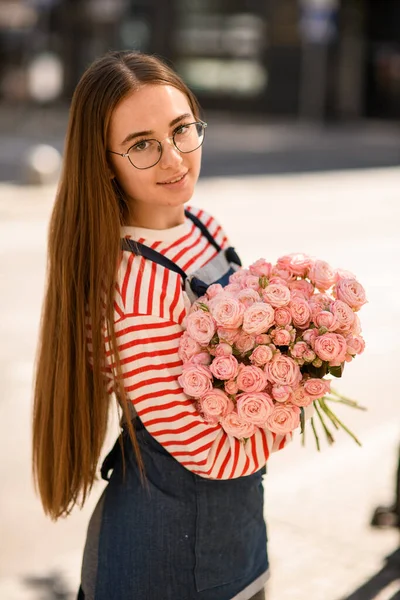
[194, 468, 267, 592]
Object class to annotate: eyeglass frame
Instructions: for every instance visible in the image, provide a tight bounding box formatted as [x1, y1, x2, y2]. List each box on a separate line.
[107, 120, 207, 170]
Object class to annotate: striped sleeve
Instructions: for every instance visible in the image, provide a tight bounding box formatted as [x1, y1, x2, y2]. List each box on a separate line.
[86, 314, 115, 395]
[105, 313, 293, 479]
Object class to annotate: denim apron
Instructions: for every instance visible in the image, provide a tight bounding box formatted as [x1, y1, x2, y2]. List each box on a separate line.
[79, 210, 269, 600]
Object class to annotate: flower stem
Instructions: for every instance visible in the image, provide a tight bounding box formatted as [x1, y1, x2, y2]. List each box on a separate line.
[318, 399, 340, 430]
[310, 417, 320, 451]
[329, 389, 367, 410]
[323, 395, 367, 411]
[314, 402, 335, 445]
[319, 398, 363, 447]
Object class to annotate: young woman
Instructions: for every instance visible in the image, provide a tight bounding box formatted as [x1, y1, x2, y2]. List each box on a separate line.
[32, 50, 294, 600]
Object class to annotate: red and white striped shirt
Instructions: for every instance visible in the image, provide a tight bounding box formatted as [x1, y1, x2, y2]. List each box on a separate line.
[102, 205, 292, 479]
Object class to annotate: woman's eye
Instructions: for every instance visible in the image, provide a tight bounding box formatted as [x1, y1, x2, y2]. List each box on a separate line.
[175, 124, 190, 136]
[133, 140, 149, 152]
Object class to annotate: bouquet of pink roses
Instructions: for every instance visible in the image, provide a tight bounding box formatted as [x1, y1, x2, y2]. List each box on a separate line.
[178, 253, 367, 449]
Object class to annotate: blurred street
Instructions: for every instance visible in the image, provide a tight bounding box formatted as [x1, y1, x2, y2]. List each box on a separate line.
[0, 163, 399, 599]
[1, 105, 400, 182]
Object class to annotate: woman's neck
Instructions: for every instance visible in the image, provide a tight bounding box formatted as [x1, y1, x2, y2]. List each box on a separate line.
[125, 205, 186, 230]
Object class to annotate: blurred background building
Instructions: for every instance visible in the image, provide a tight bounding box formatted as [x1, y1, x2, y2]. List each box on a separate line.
[0, 0, 399, 122]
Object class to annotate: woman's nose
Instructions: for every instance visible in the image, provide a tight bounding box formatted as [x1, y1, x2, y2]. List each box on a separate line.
[159, 137, 183, 169]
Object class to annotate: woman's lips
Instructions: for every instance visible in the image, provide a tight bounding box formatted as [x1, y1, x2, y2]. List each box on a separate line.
[157, 172, 188, 188]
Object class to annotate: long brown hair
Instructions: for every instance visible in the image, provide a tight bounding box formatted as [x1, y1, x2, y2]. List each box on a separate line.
[32, 50, 200, 520]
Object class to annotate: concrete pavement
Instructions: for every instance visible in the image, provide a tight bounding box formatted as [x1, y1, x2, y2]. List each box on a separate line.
[1, 167, 400, 599]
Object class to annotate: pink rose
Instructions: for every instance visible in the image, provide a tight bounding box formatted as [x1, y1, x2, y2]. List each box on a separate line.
[266, 404, 300, 434]
[303, 348, 316, 362]
[250, 345, 273, 367]
[290, 290, 307, 301]
[236, 288, 261, 308]
[200, 389, 234, 423]
[229, 269, 247, 284]
[303, 378, 331, 400]
[220, 411, 256, 439]
[186, 311, 216, 345]
[271, 327, 291, 346]
[277, 253, 313, 277]
[210, 354, 239, 380]
[292, 385, 313, 407]
[271, 266, 295, 282]
[289, 297, 312, 329]
[271, 385, 293, 403]
[234, 331, 256, 354]
[308, 260, 336, 291]
[352, 314, 362, 335]
[189, 352, 212, 366]
[309, 293, 333, 317]
[242, 302, 275, 335]
[288, 279, 315, 299]
[241, 275, 260, 291]
[249, 258, 273, 278]
[261, 284, 291, 308]
[346, 334, 365, 356]
[211, 296, 245, 328]
[268, 277, 288, 287]
[237, 365, 268, 393]
[334, 268, 356, 283]
[328, 333, 347, 366]
[313, 310, 338, 331]
[224, 283, 243, 294]
[215, 343, 233, 356]
[265, 354, 302, 387]
[206, 283, 224, 299]
[255, 334, 271, 344]
[334, 279, 367, 311]
[178, 365, 213, 398]
[225, 379, 239, 395]
[237, 392, 274, 426]
[302, 328, 319, 348]
[314, 333, 342, 362]
[290, 341, 309, 359]
[188, 296, 210, 315]
[217, 327, 239, 345]
[331, 300, 355, 332]
[274, 307, 292, 326]
[178, 332, 201, 363]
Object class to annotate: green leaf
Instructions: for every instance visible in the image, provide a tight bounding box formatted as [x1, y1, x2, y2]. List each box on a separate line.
[259, 276, 269, 289]
[198, 302, 210, 312]
[304, 362, 329, 379]
[328, 363, 344, 378]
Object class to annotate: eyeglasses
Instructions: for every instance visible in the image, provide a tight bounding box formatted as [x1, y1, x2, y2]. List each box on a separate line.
[108, 121, 207, 170]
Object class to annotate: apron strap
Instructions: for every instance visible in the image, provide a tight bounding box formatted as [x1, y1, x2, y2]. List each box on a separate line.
[184, 209, 221, 252]
[184, 211, 241, 266]
[120, 210, 241, 280]
[100, 434, 124, 481]
[121, 238, 188, 281]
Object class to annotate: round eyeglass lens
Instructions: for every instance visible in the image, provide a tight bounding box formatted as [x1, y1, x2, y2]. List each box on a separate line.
[128, 139, 161, 169]
[174, 122, 205, 153]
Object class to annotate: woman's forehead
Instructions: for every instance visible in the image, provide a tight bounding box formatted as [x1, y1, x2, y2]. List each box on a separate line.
[110, 84, 193, 137]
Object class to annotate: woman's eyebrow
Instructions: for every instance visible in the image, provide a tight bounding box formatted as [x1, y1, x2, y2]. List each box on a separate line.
[120, 113, 192, 146]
